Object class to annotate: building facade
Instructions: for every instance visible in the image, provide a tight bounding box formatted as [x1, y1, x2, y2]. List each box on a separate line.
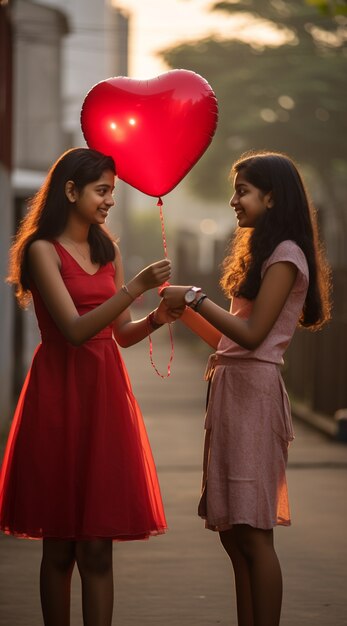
[1, 0, 129, 431]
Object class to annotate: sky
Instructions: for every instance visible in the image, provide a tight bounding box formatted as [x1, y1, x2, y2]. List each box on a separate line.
[112, 0, 292, 78]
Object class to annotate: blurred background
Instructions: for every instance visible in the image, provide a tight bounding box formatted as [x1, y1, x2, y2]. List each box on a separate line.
[0, 0, 346, 436]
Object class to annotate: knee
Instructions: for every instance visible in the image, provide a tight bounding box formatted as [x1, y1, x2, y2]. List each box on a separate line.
[219, 529, 253, 567]
[236, 536, 255, 562]
[42, 539, 76, 573]
[76, 540, 113, 576]
[233, 525, 274, 562]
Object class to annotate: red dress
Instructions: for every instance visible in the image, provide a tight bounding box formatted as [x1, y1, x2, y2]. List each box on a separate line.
[0, 242, 167, 540]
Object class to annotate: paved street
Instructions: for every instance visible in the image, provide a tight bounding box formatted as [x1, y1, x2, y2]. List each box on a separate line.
[1, 327, 347, 625]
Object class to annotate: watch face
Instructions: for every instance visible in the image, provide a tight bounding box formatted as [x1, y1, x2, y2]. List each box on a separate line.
[184, 287, 200, 304]
[184, 289, 196, 304]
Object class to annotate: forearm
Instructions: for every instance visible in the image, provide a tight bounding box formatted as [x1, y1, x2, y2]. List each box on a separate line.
[180, 307, 222, 349]
[162, 264, 298, 351]
[114, 314, 161, 348]
[66, 289, 141, 346]
[194, 298, 257, 350]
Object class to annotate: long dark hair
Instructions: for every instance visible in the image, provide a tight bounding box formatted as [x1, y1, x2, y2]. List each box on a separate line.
[8, 148, 117, 308]
[220, 150, 331, 330]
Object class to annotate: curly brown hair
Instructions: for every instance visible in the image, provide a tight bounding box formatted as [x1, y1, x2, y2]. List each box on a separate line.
[220, 151, 332, 330]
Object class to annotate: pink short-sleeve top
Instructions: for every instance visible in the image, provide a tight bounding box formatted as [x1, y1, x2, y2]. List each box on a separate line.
[216, 240, 309, 365]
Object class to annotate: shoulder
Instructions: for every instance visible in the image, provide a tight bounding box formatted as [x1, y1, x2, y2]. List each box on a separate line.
[113, 242, 121, 262]
[28, 239, 60, 266]
[112, 241, 123, 269]
[262, 240, 309, 285]
[113, 241, 121, 256]
[29, 239, 54, 252]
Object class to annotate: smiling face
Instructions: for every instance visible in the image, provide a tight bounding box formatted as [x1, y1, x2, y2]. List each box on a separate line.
[230, 170, 273, 228]
[65, 169, 116, 225]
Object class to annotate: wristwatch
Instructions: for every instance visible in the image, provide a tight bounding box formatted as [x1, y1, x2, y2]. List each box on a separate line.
[184, 286, 201, 306]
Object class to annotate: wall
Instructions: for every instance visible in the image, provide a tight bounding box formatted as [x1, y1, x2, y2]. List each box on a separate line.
[0, 0, 69, 432]
[0, 4, 14, 427]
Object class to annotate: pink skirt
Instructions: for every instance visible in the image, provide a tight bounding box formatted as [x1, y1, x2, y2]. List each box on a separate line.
[198, 355, 294, 531]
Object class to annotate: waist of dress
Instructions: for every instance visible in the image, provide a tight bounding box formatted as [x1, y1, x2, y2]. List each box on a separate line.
[40, 327, 113, 343]
[204, 353, 279, 381]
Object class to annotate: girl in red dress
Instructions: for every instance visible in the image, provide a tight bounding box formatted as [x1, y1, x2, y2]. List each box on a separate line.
[0, 147, 179, 626]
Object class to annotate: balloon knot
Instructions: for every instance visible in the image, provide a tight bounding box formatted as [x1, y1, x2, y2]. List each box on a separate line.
[157, 197, 163, 207]
[158, 281, 170, 296]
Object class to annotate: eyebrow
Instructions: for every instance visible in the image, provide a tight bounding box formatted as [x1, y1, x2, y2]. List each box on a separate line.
[95, 184, 114, 191]
[235, 182, 249, 189]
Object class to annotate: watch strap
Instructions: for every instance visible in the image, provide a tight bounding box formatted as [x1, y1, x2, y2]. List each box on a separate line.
[191, 293, 207, 311]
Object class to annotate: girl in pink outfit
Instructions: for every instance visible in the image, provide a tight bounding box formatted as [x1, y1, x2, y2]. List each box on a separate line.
[162, 151, 331, 626]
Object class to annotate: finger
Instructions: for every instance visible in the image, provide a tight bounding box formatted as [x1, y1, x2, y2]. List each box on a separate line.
[155, 264, 171, 276]
[154, 258, 171, 269]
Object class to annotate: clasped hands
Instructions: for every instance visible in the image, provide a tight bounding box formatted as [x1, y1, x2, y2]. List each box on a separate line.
[156, 285, 196, 325]
[130, 258, 198, 325]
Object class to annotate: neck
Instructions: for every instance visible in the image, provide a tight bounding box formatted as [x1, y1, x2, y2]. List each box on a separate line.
[61, 222, 90, 244]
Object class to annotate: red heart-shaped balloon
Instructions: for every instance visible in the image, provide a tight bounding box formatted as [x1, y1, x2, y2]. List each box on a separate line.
[80, 70, 218, 198]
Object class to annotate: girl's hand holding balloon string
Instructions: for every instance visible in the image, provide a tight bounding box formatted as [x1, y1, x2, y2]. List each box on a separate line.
[127, 259, 172, 298]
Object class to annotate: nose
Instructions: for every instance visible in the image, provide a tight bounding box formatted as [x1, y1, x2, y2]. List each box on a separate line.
[105, 192, 115, 207]
[230, 193, 237, 207]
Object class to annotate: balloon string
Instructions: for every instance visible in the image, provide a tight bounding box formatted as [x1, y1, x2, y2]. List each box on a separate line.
[147, 318, 174, 379]
[146, 196, 174, 378]
[157, 197, 168, 258]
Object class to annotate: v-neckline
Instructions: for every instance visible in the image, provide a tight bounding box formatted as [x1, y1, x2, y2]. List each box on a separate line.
[55, 241, 102, 277]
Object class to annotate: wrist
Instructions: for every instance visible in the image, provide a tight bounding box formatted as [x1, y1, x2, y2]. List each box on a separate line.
[120, 283, 135, 301]
[127, 278, 142, 300]
[147, 309, 164, 331]
[191, 293, 207, 311]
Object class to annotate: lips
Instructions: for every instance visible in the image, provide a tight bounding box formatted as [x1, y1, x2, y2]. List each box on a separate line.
[98, 208, 109, 217]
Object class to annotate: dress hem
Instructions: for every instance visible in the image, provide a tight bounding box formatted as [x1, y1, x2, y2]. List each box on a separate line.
[199, 516, 291, 532]
[0, 526, 167, 542]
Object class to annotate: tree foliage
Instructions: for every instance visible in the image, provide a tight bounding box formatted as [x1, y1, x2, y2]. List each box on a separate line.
[306, 0, 347, 17]
[160, 0, 347, 206]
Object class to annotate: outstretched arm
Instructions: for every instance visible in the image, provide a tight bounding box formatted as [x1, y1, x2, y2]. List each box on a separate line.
[28, 240, 171, 346]
[161, 261, 298, 350]
[112, 249, 183, 347]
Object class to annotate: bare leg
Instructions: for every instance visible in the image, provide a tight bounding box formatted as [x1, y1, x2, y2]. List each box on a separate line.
[75, 539, 114, 626]
[233, 525, 282, 626]
[40, 539, 76, 626]
[220, 529, 254, 626]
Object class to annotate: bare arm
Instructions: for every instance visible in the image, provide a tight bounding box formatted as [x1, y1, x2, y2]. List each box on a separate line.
[112, 249, 184, 348]
[162, 262, 298, 350]
[28, 240, 171, 346]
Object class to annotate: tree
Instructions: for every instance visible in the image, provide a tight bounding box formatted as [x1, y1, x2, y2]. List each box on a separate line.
[306, 0, 347, 16]
[160, 0, 347, 262]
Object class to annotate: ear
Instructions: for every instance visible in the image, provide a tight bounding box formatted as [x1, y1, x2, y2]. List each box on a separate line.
[65, 180, 77, 203]
[266, 191, 274, 209]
